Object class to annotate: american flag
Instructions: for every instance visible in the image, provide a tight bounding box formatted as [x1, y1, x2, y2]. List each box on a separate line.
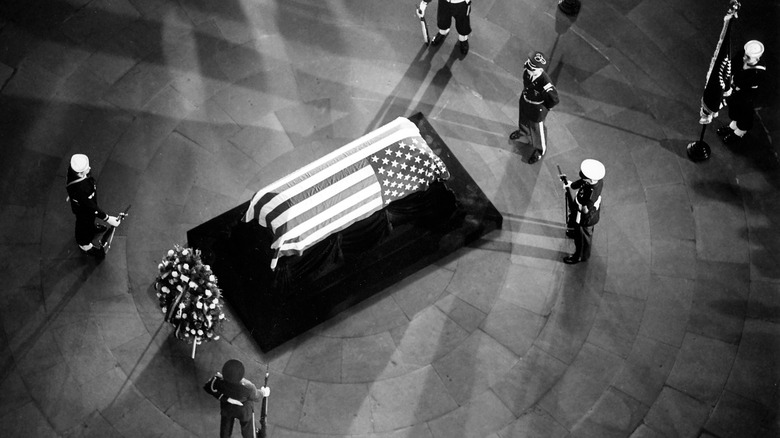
[243, 117, 450, 269]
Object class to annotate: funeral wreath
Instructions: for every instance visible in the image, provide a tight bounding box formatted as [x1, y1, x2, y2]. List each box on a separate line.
[155, 245, 225, 347]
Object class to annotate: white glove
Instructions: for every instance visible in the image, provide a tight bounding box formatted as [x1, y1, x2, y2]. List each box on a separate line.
[417, 1, 426, 17]
[260, 386, 270, 397]
[723, 88, 732, 97]
[106, 216, 120, 227]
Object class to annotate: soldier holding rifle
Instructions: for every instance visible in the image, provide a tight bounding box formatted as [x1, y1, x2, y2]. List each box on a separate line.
[204, 359, 270, 438]
[558, 159, 605, 265]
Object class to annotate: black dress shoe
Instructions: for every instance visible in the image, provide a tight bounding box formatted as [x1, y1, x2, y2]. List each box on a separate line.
[716, 126, 732, 137]
[431, 33, 446, 46]
[565, 230, 576, 239]
[459, 40, 469, 55]
[528, 149, 543, 164]
[563, 256, 580, 264]
[509, 130, 522, 140]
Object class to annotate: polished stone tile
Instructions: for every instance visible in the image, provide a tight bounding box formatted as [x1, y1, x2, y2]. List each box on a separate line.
[694, 202, 749, 264]
[538, 343, 623, 429]
[704, 389, 777, 438]
[480, 297, 544, 356]
[667, 332, 737, 406]
[497, 407, 569, 438]
[725, 318, 780, 408]
[341, 332, 418, 383]
[24, 361, 94, 432]
[435, 292, 487, 333]
[688, 277, 748, 345]
[569, 386, 647, 438]
[369, 366, 458, 432]
[637, 275, 694, 347]
[446, 248, 510, 313]
[62, 409, 124, 438]
[283, 335, 342, 382]
[0, 401, 59, 438]
[427, 390, 515, 438]
[612, 335, 677, 406]
[432, 330, 518, 405]
[645, 183, 694, 242]
[587, 292, 644, 358]
[650, 238, 696, 279]
[491, 345, 567, 416]
[297, 381, 372, 434]
[644, 386, 711, 438]
[390, 306, 469, 366]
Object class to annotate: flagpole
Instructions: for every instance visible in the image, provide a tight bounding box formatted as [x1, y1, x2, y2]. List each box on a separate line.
[687, 0, 740, 162]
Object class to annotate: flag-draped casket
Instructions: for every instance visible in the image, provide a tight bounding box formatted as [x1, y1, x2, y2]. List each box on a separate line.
[243, 117, 450, 269]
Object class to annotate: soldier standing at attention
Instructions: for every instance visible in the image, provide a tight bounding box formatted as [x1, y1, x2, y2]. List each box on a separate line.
[510, 51, 560, 164]
[563, 159, 605, 265]
[417, 0, 472, 55]
[717, 40, 766, 144]
[66, 154, 120, 257]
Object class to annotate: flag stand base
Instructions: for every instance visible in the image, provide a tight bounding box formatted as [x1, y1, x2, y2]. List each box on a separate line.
[558, 0, 581, 15]
[686, 140, 711, 162]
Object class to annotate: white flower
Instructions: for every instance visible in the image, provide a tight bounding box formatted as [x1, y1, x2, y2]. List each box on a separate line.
[207, 332, 213, 337]
[176, 285, 183, 292]
[172, 271, 179, 278]
[197, 330, 203, 336]
[214, 336, 220, 340]
[167, 249, 174, 257]
[205, 290, 212, 297]
[180, 274, 190, 283]
[219, 313, 225, 319]
[196, 302, 203, 309]
[162, 307, 167, 313]
[189, 281, 198, 289]
[209, 275, 216, 282]
[190, 328, 196, 333]
[183, 263, 189, 271]
[158, 263, 164, 270]
[182, 249, 189, 256]
[204, 265, 210, 271]
[209, 303, 216, 309]
[161, 286, 169, 293]
[179, 303, 186, 309]
[156, 292, 161, 297]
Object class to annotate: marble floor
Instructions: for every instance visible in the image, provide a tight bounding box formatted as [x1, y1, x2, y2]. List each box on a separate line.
[0, 0, 778, 437]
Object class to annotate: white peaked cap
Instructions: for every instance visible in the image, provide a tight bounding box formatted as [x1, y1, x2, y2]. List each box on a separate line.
[580, 159, 605, 181]
[744, 40, 764, 58]
[70, 154, 90, 173]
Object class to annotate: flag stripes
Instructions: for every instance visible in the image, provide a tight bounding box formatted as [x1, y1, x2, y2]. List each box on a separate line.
[244, 117, 448, 269]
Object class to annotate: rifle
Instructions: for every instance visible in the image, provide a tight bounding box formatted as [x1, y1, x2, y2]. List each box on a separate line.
[99, 204, 131, 254]
[257, 364, 270, 438]
[556, 166, 579, 231]
[418, 9, 430, 45]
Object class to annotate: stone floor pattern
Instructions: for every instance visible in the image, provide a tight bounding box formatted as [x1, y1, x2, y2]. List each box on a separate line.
[0, 0, 778, 437]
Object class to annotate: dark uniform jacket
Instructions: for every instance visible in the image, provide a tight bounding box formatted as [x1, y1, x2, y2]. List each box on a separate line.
[521, 70, 560, 123]
[571, 178, 603, 227]
[66, 167, 108, 220]
[729, 55, 766, 106]
[206, 376, 261, 422]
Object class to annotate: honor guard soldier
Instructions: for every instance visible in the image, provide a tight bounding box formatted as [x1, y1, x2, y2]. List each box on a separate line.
[203, 359, 270, 438]
[510, 51, 560, 164]
[717, 40, 767, 144]
[417, 0, 472, 55]
[563, 159, 604, 265]
[65, 154, 120, 257]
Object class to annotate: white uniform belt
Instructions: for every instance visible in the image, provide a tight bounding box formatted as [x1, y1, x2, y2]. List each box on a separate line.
[523, 95, 544, 105]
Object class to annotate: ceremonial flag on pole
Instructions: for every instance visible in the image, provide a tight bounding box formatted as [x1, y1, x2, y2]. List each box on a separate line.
[244, 117, 450, 270]
[699, 0, 740, 124]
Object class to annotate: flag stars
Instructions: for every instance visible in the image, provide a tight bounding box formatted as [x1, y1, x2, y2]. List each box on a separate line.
[405, 153, 413, 160]
[400, 162, 408, 170]
[381, 158, 389, 165]
[404, 174, 411, 180]
[387, 170, 395, 177]
[378, 167, 386, 174]
[410, 165, 417, 173]
[382, 179, 390, 186]
[391, 160, 399, 167]
[414, 156, 421, 163]
[385, 149, 394, 155]
[391, 190, 399, 197]
[371, 155, 379, 162]
[405, 183, 412, 190]
[390, 181, 398, 188]
[396, 172, 406, 180]
[395, 150, 403, 158]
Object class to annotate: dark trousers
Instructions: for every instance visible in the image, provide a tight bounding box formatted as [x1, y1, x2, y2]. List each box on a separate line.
[726, 93, 754, 132]
[437, 0, 471, 35]
[220, 414, 254, 438]
[572, 224, 594, 261]
[75, 214, 99, 246]
[518, 99, 548, 153]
